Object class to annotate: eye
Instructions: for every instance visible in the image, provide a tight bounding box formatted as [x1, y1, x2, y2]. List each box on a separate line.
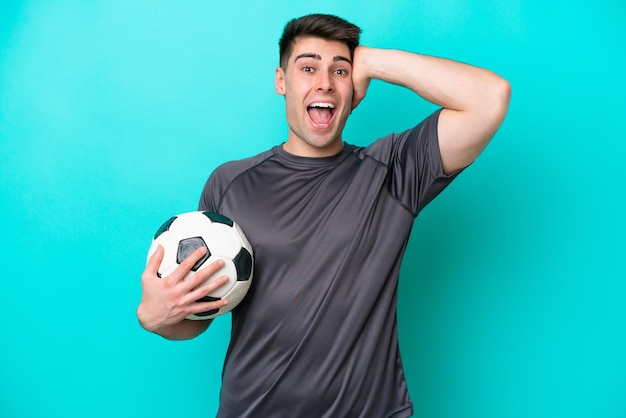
[301, 66, 314, 73]
[334, 68, 349, 76]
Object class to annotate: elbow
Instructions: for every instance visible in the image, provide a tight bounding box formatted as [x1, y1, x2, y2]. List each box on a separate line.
[478, 76, 511, 145]
[493, 77, 512, 122]
[477, 76, 511, 135]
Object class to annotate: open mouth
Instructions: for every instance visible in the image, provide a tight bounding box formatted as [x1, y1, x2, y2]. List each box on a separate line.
[307, 102, 336, 127]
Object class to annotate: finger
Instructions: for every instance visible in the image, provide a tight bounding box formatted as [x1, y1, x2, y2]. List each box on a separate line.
[196, 258, 226, 281]
[183, 258, 226, 291]
[167, 246, 208, 284]
[183, 274, 230, 306]
[189, 296, 229, 317]
[144, 245, 164, 276]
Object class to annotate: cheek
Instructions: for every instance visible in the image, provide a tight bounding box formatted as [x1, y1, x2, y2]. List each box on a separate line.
[339, 84, 354, 107]
[335, 81, 353, 102]
[284, 97, 305, 125]
[284, 87, 311, 115]
[284, 82, 304, 103]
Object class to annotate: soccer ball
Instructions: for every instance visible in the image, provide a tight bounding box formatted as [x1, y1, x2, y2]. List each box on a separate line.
[146, 211, 254, 320]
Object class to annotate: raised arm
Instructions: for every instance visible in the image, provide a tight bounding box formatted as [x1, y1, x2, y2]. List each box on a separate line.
[352, 46, 511, 174]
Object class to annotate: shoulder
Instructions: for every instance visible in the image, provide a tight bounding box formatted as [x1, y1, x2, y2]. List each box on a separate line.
[199, 147, 277, 212]
[356, 109, 442, 163]
[211, 147, 277, 184]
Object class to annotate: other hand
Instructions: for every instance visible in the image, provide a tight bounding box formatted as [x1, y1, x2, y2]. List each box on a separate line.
[137, 245, 229, 333]
[351, 46, 371, 110]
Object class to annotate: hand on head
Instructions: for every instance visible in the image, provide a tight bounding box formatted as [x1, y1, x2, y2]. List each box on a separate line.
[351, 46, 371, 111]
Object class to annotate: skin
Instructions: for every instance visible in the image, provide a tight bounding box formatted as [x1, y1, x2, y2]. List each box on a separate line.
[349, 45, 511, 174]
[137, 35, 511, 340]
[275, 37, 355, 158]
[137, 245, 228, 339]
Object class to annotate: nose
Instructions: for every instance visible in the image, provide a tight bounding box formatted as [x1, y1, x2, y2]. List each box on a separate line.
[316, 71, 334, 92]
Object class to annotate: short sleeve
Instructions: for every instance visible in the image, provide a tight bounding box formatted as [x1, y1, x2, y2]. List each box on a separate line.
[368, 109, 462, 216]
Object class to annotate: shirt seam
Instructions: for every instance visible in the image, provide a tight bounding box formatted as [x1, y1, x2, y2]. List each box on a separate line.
[349, 148, 418, 218]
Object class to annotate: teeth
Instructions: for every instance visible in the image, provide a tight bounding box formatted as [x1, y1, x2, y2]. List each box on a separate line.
[309, 102, 335, 109]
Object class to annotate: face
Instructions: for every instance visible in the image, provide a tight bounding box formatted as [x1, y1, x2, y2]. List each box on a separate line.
[275, 37, 354, 157]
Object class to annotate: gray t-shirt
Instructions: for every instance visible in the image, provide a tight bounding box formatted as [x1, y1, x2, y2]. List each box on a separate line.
[199, 110, 459, 418]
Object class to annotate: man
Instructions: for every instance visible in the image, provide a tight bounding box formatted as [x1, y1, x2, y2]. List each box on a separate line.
[137, 13, 510, 417]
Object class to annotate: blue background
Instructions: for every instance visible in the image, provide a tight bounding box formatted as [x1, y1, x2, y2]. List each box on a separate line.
[1, 1, 624, 417]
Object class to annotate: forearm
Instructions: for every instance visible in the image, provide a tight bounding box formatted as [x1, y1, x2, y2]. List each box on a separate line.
[354, 46, 509, 112]
[137, 306, 212, 340]
[353, 46, 510, 173]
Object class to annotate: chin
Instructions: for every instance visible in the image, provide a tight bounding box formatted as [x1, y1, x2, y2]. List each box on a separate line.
[306, 132, 341, 147]
[308, 139, 343, 155]
[286, 123, 344, 156]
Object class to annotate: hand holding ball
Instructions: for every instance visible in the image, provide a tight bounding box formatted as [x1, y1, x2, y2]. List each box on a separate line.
[146, 211, 254, 320]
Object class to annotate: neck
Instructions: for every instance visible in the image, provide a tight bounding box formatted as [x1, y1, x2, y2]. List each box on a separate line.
[282, 134, 344, 158]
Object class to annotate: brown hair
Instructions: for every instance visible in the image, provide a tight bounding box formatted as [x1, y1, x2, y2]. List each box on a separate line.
[278, 14, 361, 69]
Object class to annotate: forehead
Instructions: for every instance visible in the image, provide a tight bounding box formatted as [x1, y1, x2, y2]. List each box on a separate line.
[289, 36, 351, 63]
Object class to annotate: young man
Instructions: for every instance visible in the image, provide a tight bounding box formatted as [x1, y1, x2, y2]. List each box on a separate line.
[137, 14, 510, 417]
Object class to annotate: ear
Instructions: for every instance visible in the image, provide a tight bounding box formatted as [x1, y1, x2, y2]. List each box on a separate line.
[275, 66, 286, 95]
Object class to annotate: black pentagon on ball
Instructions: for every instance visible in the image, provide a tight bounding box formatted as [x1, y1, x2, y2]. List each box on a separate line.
[233, 247, 253, 281]
[177, 236, 211, 271]
[154, 215, 177, 239]
[202, 211, 234, 227]
[194, 295, 221, 317]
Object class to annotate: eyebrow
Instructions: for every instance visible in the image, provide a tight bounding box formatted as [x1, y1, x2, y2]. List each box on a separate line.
[294, 53, 352, 64]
